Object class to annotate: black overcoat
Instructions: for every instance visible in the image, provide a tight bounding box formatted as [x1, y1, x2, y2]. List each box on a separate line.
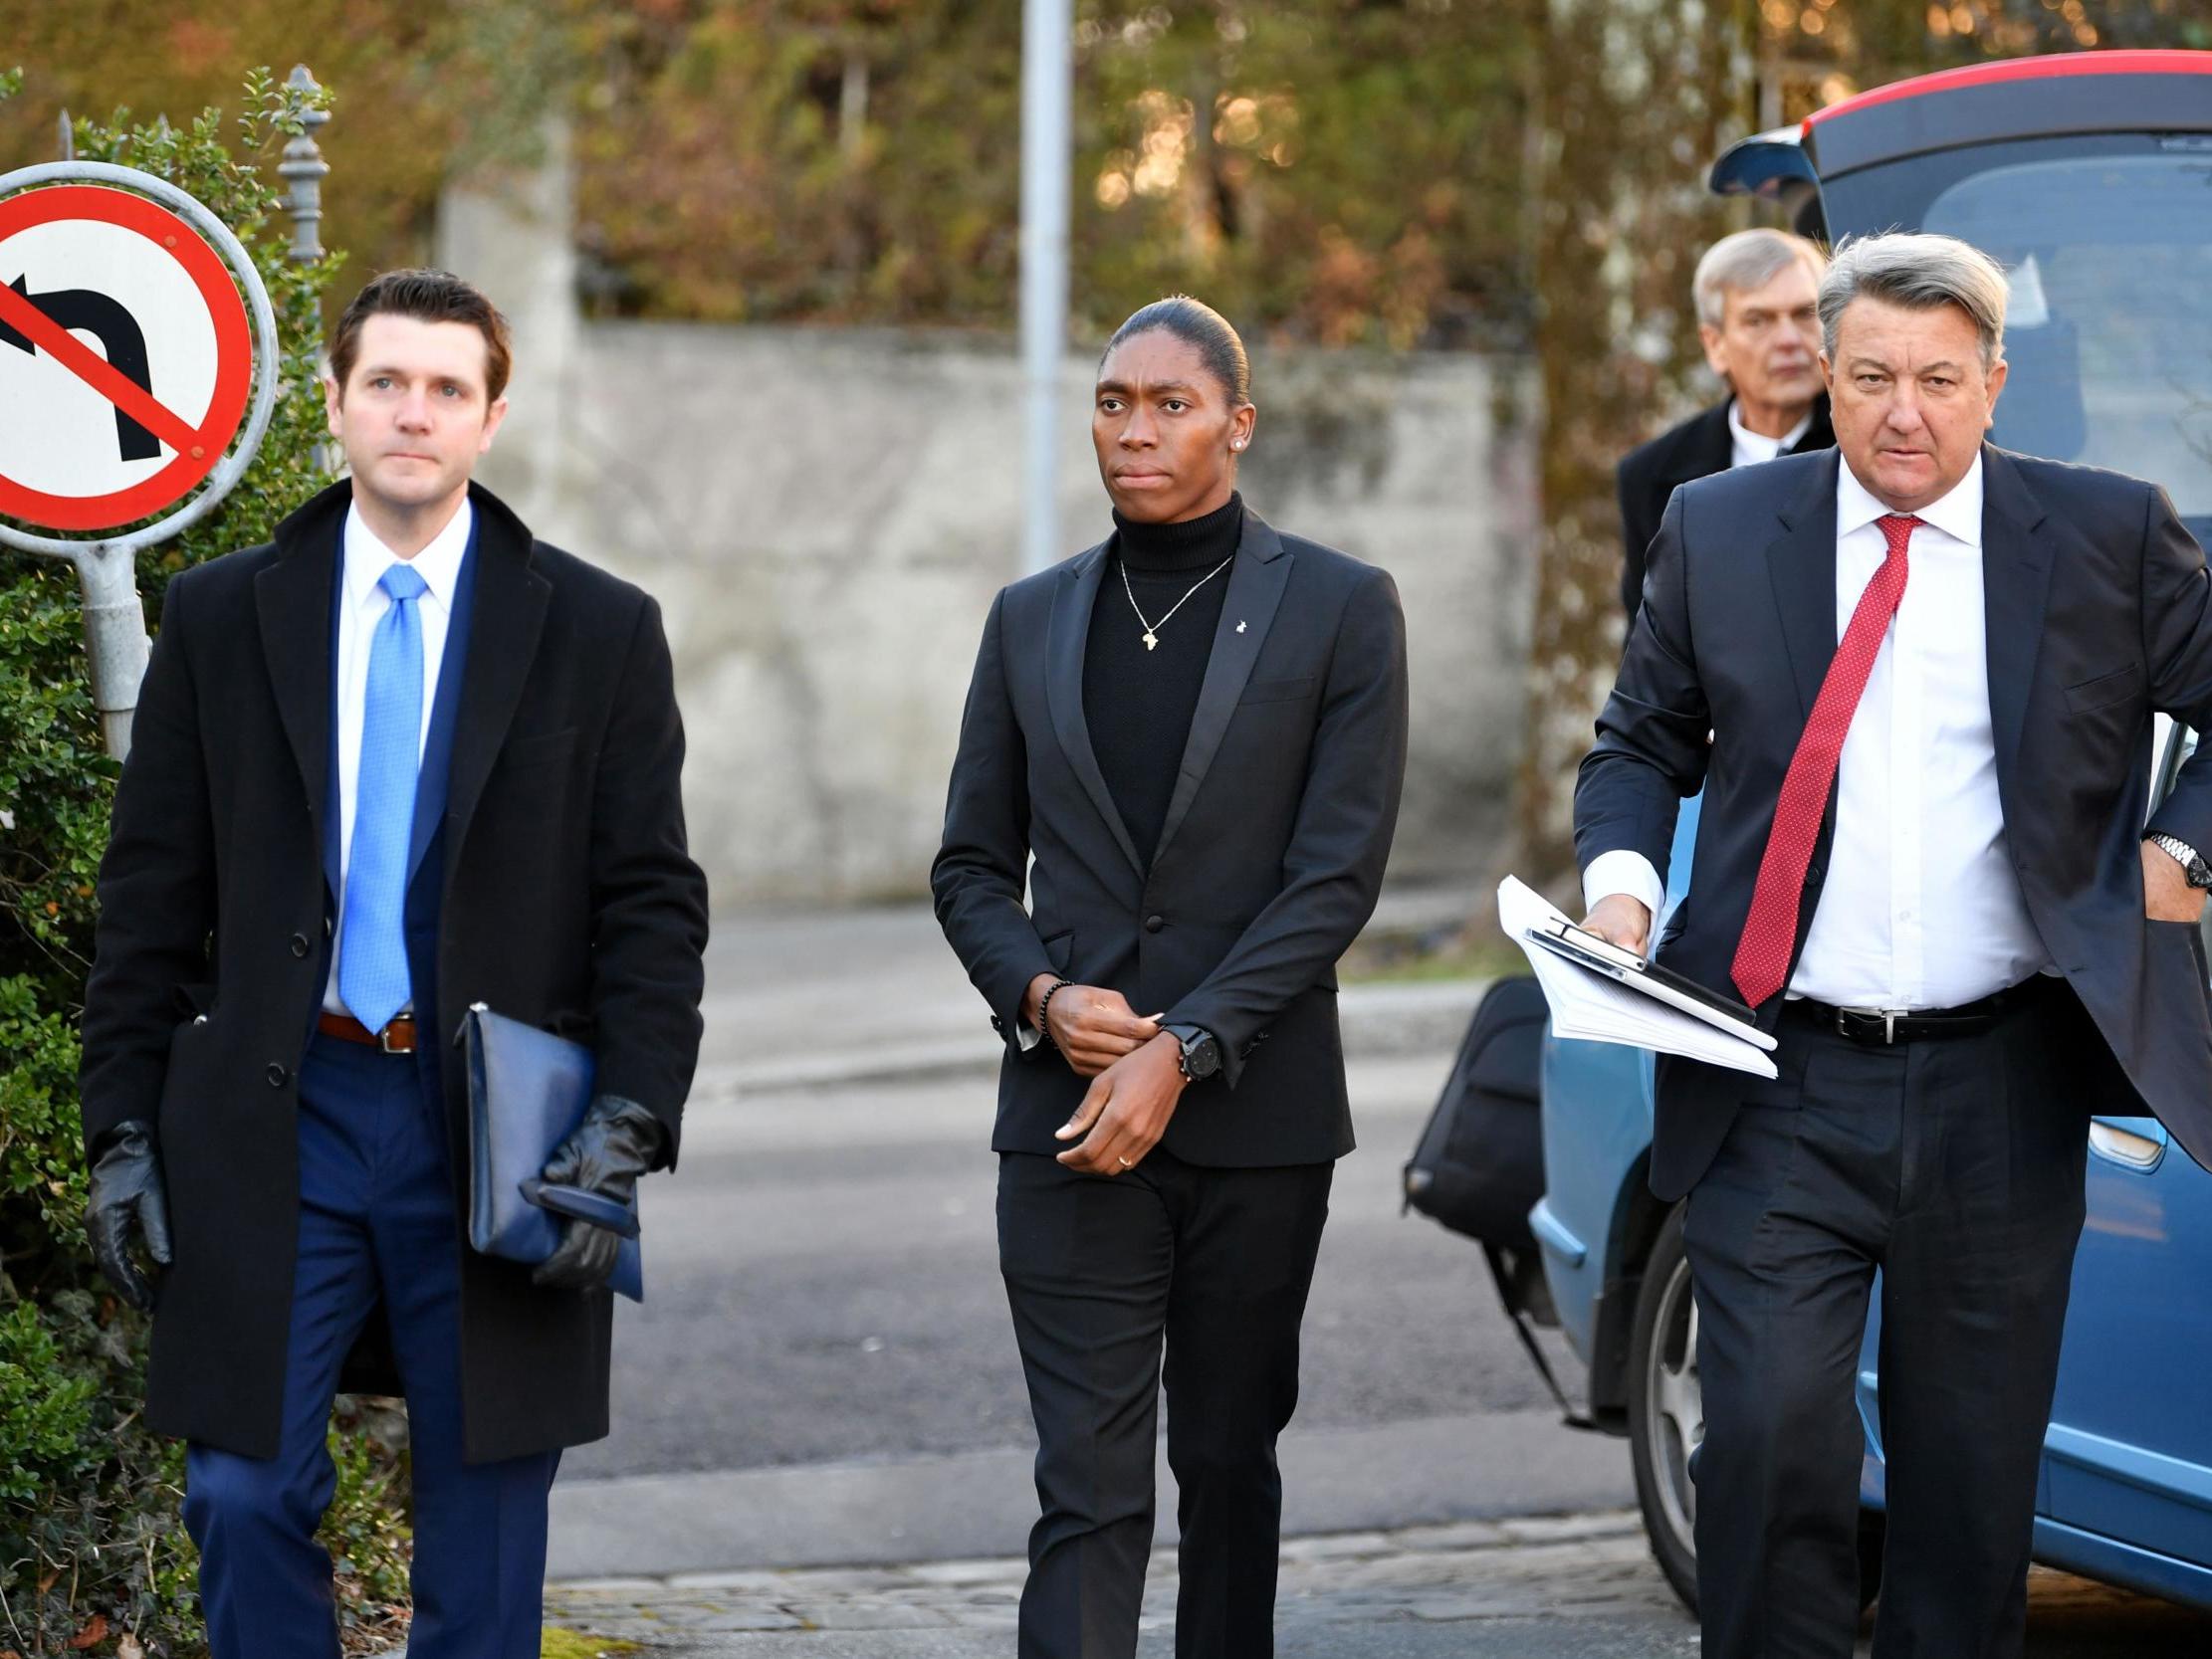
[1616, 396, 1834, 623]
[79, 479, 709, 1463]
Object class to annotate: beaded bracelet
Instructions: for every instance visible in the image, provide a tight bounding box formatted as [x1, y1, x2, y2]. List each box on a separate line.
[1034, 977, 1073, 1047]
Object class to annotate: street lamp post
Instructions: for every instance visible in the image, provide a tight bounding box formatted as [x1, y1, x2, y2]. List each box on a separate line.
[1019, 0, 1073, 576]
[277, 64, 332, 264]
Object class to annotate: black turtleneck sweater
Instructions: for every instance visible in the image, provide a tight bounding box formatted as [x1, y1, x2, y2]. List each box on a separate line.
[1083, 492, 1243, 866]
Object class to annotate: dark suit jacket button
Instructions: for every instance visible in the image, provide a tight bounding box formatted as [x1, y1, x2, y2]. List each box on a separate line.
[266, 1063, 289, 1088]
[289, 933, 310, 957]
[1145, 914, 1166, 933]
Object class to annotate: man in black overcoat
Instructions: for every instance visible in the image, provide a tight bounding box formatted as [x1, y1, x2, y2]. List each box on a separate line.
[79, 270, 708, 1657]
[1576, 232, 2212, 1656]
[1618, 228, 1834, 622]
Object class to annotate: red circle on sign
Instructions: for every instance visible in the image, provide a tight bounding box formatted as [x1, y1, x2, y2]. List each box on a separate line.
[0, 184, 254, 532]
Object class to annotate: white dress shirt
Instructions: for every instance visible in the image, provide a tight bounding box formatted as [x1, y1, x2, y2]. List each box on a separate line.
[1726, 400, 1814, 469]
[324, 499, 473, 1015]
[1585, 455, 2052, 1010]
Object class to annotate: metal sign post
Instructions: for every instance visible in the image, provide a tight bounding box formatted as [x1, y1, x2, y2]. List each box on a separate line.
[1019, 0, 1072, 576]
[0, 161, 280, 760]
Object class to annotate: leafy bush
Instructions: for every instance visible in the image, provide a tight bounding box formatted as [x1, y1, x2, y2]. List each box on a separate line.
[0, 68, 413, 1656]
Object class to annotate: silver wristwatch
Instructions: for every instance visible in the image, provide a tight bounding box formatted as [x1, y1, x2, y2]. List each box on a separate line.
[2148, 833, 2212, 890]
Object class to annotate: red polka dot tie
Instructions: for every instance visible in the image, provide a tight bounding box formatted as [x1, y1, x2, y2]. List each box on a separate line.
[1730, 513, 1921, 1008]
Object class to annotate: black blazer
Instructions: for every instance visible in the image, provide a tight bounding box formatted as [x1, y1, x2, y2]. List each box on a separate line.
[1617, 396, 1834, 623]
[80, 480, 709, 1462]
[932, 507, 1409, 1167]
[1576, 445, 2212, 1201]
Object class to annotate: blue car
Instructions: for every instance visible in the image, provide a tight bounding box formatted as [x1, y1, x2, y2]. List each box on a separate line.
[1531, 49, 2212, 1613]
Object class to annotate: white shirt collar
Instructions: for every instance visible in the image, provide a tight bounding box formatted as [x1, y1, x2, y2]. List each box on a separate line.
[1727, 399, 1814, 464]
[341, 495, 474, 611]
[1836, 450, 1984, 549]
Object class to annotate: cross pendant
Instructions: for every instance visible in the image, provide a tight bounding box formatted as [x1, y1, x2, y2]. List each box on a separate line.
[1143, 631, 1159, 651]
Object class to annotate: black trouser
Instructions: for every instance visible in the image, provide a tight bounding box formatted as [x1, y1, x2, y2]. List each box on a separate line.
[996, 1147, 1335, 1659]
[1684, 980, 2093, 1659]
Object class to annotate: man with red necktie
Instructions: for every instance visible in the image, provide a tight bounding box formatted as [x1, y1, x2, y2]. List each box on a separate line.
[1573, 231, 2212, 1659]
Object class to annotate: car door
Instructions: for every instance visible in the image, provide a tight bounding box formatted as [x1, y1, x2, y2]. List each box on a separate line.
[2037, 721, 2212, 1568]
[1849, 722, 2212, 1566]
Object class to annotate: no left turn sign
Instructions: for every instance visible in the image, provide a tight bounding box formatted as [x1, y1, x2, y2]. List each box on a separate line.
[0, 183, 255, 532]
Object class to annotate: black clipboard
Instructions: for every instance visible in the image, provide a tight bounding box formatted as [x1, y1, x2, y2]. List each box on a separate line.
[1524, 919, 1771, 1047]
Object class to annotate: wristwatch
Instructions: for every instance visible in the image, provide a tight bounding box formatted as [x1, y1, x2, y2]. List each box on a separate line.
[2148, 833, 2212, 890]
[1165, 1024, 1220, 1083]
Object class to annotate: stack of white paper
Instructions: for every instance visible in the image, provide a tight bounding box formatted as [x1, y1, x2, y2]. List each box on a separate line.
[1496, 875, 1778, 1079]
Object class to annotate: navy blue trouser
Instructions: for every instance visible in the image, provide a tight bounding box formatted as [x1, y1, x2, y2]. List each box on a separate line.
[183, 1033, 558, 1659]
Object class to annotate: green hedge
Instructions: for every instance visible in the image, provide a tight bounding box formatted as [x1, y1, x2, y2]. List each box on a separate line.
[0, 69, 412, 1655]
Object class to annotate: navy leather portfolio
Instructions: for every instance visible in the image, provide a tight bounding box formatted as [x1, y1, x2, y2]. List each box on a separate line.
[463, 1003, 644, 1302]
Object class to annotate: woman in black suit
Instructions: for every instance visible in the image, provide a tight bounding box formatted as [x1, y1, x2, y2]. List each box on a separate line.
[933, 297, 1410, 1659]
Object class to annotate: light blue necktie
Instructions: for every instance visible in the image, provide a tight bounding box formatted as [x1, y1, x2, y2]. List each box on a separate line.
[338, 563, 428, 1033]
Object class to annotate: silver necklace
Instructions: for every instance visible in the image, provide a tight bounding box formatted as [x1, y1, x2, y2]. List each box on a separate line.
[1120, 553, 1235, 652]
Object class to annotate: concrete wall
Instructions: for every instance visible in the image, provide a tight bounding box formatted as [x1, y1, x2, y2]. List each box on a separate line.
[443, 176, 1539, 907]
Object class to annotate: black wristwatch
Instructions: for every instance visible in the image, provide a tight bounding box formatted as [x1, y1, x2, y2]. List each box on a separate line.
[1165, 1024, 1220, 1083]
[2148, 833, 2212, 890]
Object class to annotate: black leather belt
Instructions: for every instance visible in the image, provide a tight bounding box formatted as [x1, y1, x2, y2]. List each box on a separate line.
[1786, 980, 2042, 1046]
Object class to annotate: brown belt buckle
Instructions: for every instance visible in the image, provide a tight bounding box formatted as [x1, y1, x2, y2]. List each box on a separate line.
[378, 1017, 417, 1055]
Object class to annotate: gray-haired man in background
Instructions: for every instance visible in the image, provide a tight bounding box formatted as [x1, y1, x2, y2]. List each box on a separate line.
[1618, 228, 1835, 621]
[1575, 231, 2212, 1657]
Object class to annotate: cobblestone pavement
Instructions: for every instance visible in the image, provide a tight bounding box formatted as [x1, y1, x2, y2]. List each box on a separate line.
[541, 1510, 2212, 1659]
[543, 1511, 1676, 1655]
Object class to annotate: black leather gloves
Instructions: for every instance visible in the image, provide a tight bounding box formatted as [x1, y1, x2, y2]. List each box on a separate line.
[88, 1121, 173, 1313]
[532, 1095, 665, 1291]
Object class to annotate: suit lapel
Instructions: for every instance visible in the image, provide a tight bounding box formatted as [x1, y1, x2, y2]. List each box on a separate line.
[1659, 402, 1733, 497]
[1978, 446, 2055, 795]
[1044, 541, 1147, 880]
[406, 517, 480, 883]
[321, 526, 345, 899]
[441, 486, 552, 871]
[1789, 395, 1836, 456]
[1680, 402, 1734, 484]
[1765, 453, 1843, 722]
[254, 485, 347, 863]
[1152, 510, 1295, 864]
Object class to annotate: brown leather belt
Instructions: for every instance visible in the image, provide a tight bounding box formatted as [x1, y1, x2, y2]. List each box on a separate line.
[316, 1010, 418, 1054]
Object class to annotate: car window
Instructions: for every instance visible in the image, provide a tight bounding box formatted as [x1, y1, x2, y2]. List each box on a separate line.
[1923, 152, 2212, 525]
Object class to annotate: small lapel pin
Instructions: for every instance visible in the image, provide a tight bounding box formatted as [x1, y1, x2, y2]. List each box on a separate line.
[1236, 620, 1247, 633]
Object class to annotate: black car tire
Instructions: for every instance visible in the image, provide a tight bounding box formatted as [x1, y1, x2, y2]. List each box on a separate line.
[1627, 1200, 1702, 1612]
[1627, 1199, 1887, 1617]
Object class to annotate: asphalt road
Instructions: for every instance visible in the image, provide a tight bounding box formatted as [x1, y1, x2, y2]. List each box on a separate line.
[564, 1052, 1563, 1484]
